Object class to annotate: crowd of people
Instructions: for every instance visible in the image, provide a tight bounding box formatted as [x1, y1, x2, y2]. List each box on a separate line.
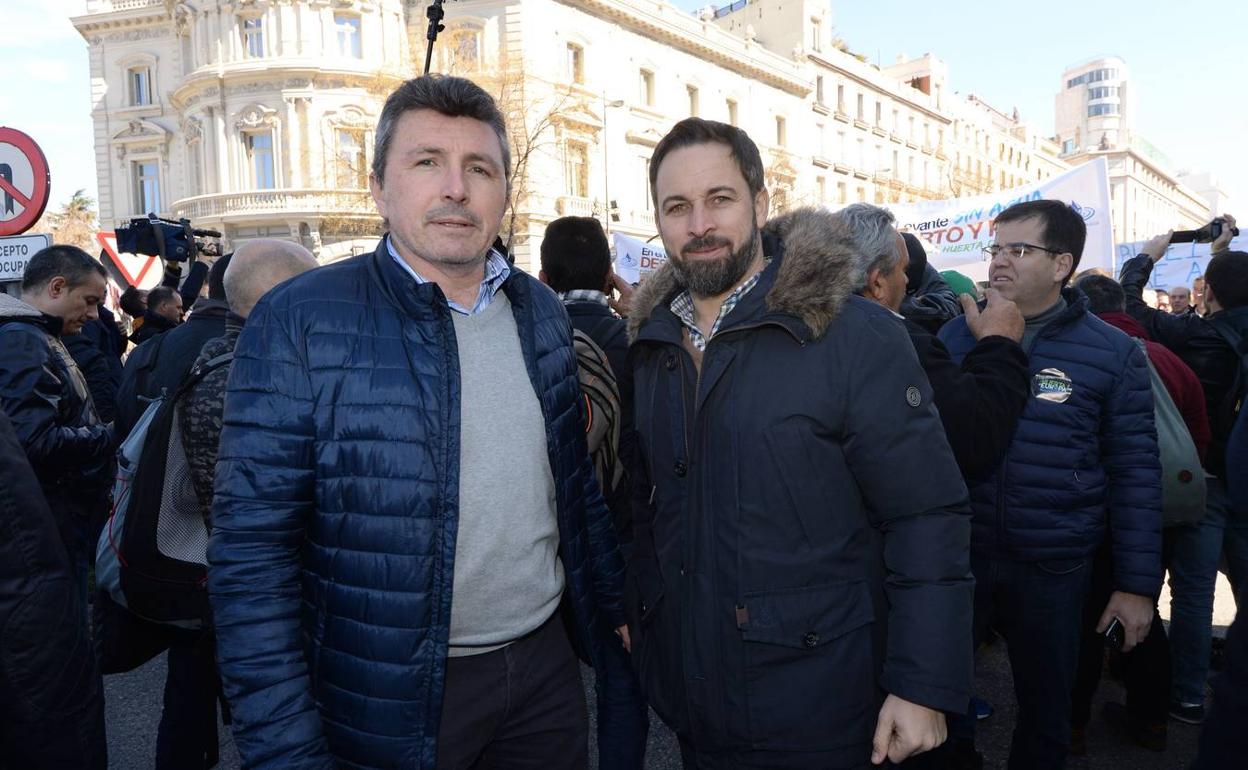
[0, 73, 1244, 770]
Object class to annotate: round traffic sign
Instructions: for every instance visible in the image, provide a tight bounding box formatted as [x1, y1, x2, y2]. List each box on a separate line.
[0, 127, 51, 236]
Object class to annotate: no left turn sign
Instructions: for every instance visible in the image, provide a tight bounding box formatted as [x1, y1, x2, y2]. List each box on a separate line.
[0, 127, 51, 237]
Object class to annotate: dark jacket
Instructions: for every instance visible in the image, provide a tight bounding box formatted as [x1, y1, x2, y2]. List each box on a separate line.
[625, 208, 972, 763]
[903, 319, 1030, 478]
[180, 316, 243, 520]
[115, 298, 230, 439]
[128, 308, 179, 346]
[0, 294, 113, 554]
[1120, 254, 1248, 477]
[565, 297, 636, 543]
[940, 289, 1163, 597]
[0, 411, 107, 768]
[1098, 311, 1210, 460]
[65, 326, 122, 424]
[208, 239, 625, 769]
[901, 263, 962, 335]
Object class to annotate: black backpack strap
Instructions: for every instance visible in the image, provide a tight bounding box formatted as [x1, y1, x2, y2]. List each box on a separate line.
[170, 352, 235, 403]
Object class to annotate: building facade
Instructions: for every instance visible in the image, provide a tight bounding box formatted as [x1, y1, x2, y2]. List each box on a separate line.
[72, 0, 1075, 270]
[1066, 141, 1209, 246]
[72, 0, 409, 262]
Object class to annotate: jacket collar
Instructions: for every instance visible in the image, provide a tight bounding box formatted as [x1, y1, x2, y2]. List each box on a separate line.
[367, 234, 529, 319]
[628, 206, 859, 345]
[0, 293, 62, 334]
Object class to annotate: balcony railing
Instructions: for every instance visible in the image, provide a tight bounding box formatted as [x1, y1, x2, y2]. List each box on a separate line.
[171, 189, 377, 221]
[556, 196, 597, 217]
[86, 0, 162, 12]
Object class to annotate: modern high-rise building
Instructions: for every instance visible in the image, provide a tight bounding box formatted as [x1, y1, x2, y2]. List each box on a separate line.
[1055, 56, 1131, 155]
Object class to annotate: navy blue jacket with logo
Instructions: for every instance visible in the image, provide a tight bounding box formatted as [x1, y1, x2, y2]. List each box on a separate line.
[208, 240, 625, 769]
[939, 289, 1163, 597]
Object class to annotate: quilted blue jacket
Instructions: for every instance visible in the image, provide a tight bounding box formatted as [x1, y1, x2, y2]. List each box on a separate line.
[208, 239, 625, 769]
[939, 288, 1162, 597]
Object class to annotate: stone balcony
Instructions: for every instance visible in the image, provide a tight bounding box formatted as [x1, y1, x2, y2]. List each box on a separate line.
[171, 189, 378, 224]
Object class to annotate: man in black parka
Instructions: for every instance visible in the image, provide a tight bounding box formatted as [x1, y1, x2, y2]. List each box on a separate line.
[625, 118, 973, 769]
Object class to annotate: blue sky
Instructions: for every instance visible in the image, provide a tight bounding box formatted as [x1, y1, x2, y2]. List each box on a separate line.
[5, 0, 1245, 220]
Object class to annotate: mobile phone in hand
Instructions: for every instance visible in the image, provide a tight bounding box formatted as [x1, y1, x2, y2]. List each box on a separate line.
[1104, 617, 1125, 651]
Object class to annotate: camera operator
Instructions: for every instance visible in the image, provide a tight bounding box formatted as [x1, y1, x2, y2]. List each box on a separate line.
[1119, 213, 1248, 724]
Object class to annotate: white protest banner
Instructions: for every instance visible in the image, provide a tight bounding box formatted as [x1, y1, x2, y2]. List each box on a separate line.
[887, 158, 1114, 281]
[614, 232, 667, 284]
[1116, 232, 1248, 290]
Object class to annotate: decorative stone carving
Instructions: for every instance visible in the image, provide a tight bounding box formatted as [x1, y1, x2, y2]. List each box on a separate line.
[325, 106, 372, 128]
[235, 103, 279, 130]
[182, 116, 203, 143]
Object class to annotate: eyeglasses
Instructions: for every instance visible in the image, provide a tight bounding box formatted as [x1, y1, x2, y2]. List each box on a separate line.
[983, 242, 1065, 260]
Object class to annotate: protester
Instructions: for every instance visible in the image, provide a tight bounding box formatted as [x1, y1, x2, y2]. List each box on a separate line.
[151, 241, 318, 770]
[846, 204, 1030, 478]
[130, 285, 183, 345]
[1170, 285, 1194, 315]
[539, 215, 648, 769]
[115, 254, 232, 438]
[898, 231, 961, 333]
[1069, 273, 1210, 753]
[1119, 214, 1248, 724]
[0, 410, 107, 770]
[1192, 276, 1208, 316]
[939, 200, 1163, 769]
[209, 75, 625, 769]
[625, 118, 972, 768]
[1189, 405, 1247, 767]
[0, 245, 114, 607]
[1156, 289, 1171, 313]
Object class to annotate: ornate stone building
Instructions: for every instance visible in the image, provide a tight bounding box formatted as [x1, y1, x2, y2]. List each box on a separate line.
[72, 0, 407, 261]
[71, 0, 1076, 269]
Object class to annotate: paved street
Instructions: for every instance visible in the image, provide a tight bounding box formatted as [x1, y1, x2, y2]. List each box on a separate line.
[105, 575, 1235, 768]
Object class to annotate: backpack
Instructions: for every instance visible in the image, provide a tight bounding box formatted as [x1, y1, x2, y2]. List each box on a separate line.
[1134, 339, 1207, 527]
[95, 352, 233, 629]
[573, 328, 623, 497]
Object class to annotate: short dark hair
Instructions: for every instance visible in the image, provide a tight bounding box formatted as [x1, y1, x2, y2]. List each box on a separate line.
[21, 245, 106, 293]
[994, 199, 1087, 285]
[540, 217, 611, 293]
[1074, 273, 1125, 315]
[650, 118, 764, 210]
[1205, 250, 1248, 310]
[146, 286, 178, 310]
[208, 253, 233, 301]
[119, 286, 146, 316]
[372, 75, 510, 187]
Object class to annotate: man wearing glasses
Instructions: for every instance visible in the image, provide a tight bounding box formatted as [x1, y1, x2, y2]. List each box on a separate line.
[937, 200, 1162, 769]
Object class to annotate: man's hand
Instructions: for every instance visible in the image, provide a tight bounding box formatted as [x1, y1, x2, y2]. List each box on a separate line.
[1142, 231, 1174, 264]
[1211, 213, 1237, 253]
[608, 272, 635, 318]
[960, 288, 1024, 343]
[615, 624, 631, 653]
[1097, 591, 1154, 652]
[871, 695, 946, 765]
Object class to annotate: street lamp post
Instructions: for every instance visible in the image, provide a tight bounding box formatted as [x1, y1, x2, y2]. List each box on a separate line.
[602, 95, 624, 234]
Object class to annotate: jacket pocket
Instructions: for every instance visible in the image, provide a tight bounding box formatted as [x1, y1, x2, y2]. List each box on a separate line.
[739, 580, 876, 750]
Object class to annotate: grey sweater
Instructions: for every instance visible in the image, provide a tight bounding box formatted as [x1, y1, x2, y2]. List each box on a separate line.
[447, 295, 564, 656]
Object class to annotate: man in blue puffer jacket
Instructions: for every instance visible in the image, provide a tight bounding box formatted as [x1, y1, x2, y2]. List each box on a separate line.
[939, 200, 1162, 770]
[208, 75, 626, 770]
